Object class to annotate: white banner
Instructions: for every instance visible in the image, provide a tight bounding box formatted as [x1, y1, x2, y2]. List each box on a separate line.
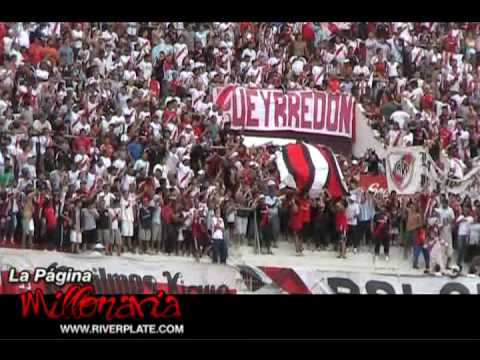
[0, 249, 242, 294]
[296, 269, 480, 294]
[386, 146, 428, 195]
[213, 86, 356, 139]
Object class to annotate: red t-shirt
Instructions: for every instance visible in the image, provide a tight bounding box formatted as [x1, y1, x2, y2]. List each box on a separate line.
[420, 94, 433, 110]
[439, 127, 451, 149]
[206, 155, 222, 178]
[415, 227, 426, 245]
[335, 211, 347, 232]
[242, 168, 254, 186]
[73, 136, 92, 153]
[28, 43, 44, 66]
[162, 108, 177, 124]
[443, 35, 457, 53]
[161, 204, 173, 224]
[193, 124, 203, 138]
[302, 23, 315, 41]
[44, 207, 57, 230]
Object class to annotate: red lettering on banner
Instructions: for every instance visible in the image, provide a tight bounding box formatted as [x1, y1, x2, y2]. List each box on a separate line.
[232, 89, 245, 127]
[245, 89, 259, 127]
[313, 91, 326, 130]
[300, 91, 313, 130]
[259, 90, 271, 128]
[326, 94, 338, 131]
[338, 95, 353, 135]
[287, 93, 301, 128]
[273, 92, 286, 127]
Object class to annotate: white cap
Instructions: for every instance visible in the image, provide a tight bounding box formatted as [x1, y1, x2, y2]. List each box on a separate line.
[267, 180, 276, 186]
[183, 155, 191, 161]
[198, 170, 205, 176]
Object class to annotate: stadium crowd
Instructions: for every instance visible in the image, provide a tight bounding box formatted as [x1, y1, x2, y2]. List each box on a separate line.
[0, 22, 479, 275]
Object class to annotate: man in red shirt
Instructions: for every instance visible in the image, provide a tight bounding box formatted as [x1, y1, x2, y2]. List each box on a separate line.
[28, 37, 44, 66]
[420, 86, 434, 110]
[43, 198, 58, 250]
[73, 129, 92, 154]
[439, 125, 452, 149]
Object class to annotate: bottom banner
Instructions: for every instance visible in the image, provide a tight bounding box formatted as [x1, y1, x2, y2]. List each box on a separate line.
[0, 291, 478, 339]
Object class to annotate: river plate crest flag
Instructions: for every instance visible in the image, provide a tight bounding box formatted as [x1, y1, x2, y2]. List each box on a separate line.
[275, 142, 348, 199]
[386, 146, 426, 195]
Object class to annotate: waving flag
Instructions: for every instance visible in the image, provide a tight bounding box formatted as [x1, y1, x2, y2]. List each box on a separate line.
[275, 142, 348, 198]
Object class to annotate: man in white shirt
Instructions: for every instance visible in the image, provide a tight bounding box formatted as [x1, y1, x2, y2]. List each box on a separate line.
[176, 155, 193, 190]
[390, 110, 410, 130]
[434, 197, 455, 265]
[353, 59, 370, 78]
[211, 207, 227, 264]
[245, 60, 263, 86]
[456, 208, 474, 272]
[134, 153, 150, 176]
[72, 116, 91, 135]
[120, 191, 136, 252]
[138, 54, 153, 81]
[346, 195, 361, 254]
[110, 108, 127, 137]
[241, 42, 257, 64]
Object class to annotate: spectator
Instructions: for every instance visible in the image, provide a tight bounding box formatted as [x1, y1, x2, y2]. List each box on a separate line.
[346, 194, 360, 254]
[372, 201, 390, 263]
[456, 206, 474, 272]
[211, 207, 227, 264]
[335, 200, 348, 259]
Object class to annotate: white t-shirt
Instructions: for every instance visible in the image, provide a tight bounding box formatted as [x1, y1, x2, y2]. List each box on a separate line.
[211, 216, 225, 240]
[241, 48, 257, 63]
[17, 29, 30, 49]
[113, 158, 126, 170]
[134, 159, 150, 174]
[72, 122, 91, 135]
[346, 202, 360, 226]
[387, 61, 399, 77]
[246, 66, 262, 84]
[150, 122, 162, 138]
[457, 215, 474, 236]
[195, 31, 209, 48]
[111, 115, 126, 136]
[71, 29, 83, 49]
[120, 196, 135, 222]
[123, 70, 136, 82]
[390, 111, 410, 130]
[138, 60, 153, 80]
[74, 154, 90, 172]
[434, 207, 455, 226]
[353, 65, 370, 78]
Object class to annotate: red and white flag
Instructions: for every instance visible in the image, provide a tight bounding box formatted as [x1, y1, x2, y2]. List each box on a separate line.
[275, 142, 348, 199]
